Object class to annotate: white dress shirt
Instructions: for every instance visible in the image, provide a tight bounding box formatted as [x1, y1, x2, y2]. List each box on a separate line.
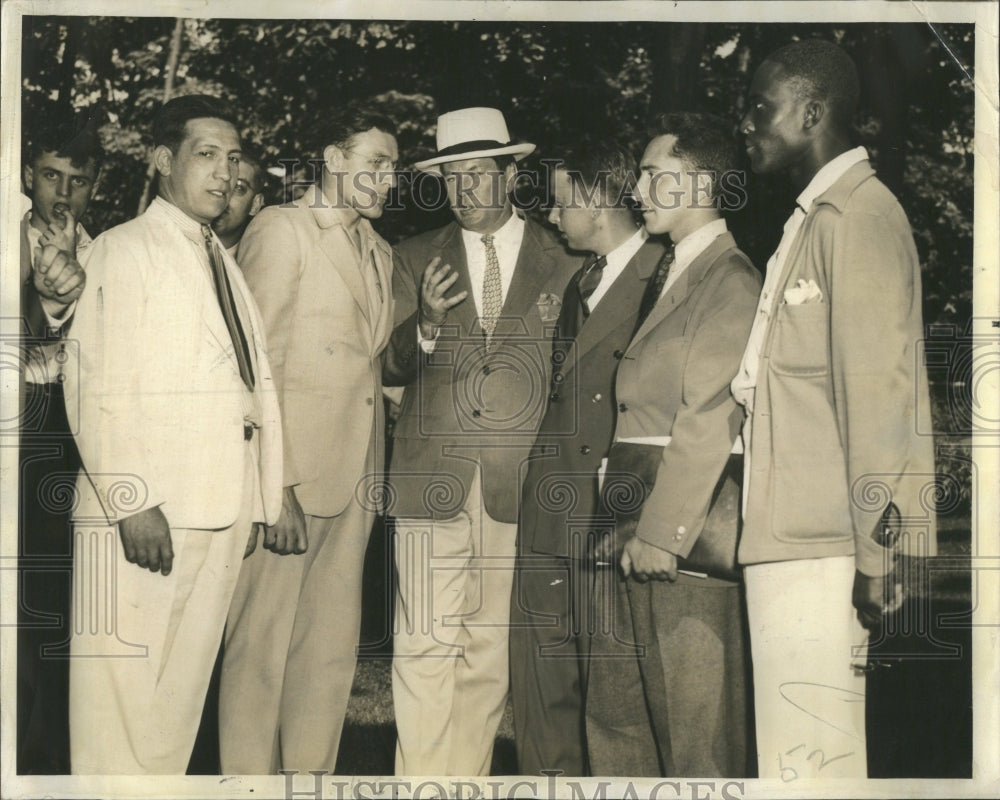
[460, 211, 525, 315]
[586, 227, 647, 310]
[731, 146, 869, 415]
[420, 212, 526, 351]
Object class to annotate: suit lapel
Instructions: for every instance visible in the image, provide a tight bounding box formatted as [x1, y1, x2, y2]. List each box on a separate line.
[629, 231, 737, 349]
[303, 185, 373, 336]
[192, 236, 243, 371]
[319, 224, 372, 330]
[435, 223, 479, 336]
[491, 220, 551, 346]
[371, 241, 394, 349]
[569, 240, 664, 373]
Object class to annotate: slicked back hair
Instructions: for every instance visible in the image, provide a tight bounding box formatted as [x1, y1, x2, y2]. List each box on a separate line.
[327, 104, 398, 151]
[764, 39, 861, 133]
[555, 141, 636, 209]
[647, 111, 738, 199]
[153, 94, 238, 153]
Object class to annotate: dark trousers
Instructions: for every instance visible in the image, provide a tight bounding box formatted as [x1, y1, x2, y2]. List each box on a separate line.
[17, 381, 78, 774]
[586, 569, 750, 777]
[509, 555, 594, 776]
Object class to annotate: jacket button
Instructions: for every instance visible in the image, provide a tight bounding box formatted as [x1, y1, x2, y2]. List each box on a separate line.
[673, 533, 683, 541]
[366, 397, 374, 406]
[553, 371, 564, 383]
[580, 445, 591, 455]
[472, 409, 481, 418]
[482, 365, 490, 375]
[618, 402, 628, 412]
[592, 393, 602, 403]
[677, 525, 686, 535]
[613, 350, 624, 360]
[550, 392, 560, 402]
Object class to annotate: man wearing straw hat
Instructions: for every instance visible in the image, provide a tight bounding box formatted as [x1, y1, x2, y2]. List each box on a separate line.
[386, 106, 579, 775]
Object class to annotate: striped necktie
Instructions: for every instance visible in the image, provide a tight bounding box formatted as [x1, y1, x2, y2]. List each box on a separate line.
[202, 224, 255, 390]
[577, 254, 607, 318]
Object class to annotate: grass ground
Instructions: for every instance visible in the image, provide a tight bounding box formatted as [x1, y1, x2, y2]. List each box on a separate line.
[192, 513, 972, 777]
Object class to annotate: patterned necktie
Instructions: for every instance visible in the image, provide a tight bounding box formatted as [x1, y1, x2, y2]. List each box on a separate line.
[202, 224, 255, 390]
[578, 254, 607, 319]
[480, 233, 503, 347]
[633, 246, 676, 335]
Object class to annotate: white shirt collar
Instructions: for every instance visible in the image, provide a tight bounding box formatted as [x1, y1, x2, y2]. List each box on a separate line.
[585, 227, 647, 311]
[673, 217, 728, 273]
[150, 195, 210, 244]
[602, 226, 647, 273]
[796, 146, 868, 213]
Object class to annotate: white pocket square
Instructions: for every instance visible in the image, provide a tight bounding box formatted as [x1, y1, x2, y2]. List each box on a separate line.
[783, 278, 823, 305]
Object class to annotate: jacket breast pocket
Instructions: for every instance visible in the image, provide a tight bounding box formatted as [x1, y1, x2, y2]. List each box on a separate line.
[770, 302, 829, 376]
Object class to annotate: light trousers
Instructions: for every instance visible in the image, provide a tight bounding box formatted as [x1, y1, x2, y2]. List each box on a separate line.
[392, 470, 518, 776]
[70, 459, 255, 774]
[744, 556, 869, 779]
[220, 495, 373, 773]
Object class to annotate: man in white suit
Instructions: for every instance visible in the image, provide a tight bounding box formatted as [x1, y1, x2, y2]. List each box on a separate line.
[64, 94, 283, 774]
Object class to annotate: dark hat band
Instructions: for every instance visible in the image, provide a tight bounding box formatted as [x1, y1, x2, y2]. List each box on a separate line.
[434, 139, 511, 158]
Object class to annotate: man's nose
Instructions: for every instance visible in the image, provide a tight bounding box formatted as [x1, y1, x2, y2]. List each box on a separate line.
[547, 207, 559, 226]
[740, 112, 753, 134]
[56, 175, 71, 197]
[634, 176, 649, 207]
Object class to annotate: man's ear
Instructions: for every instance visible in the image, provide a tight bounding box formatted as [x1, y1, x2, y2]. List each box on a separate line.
[250, 193, 265, 217]
[153, 144, 174, 177]
[323, 144, 346, 174]
[23, 164, 34, 194]
[503, 161, 519, 194]
[802, 99, 826, 130]
[695, 170, 714, 202]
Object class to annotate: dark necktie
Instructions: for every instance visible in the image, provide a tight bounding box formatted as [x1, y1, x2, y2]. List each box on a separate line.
[578, 254, 607, 319]
[633, 246, 675, 335]
[202, 224, 255, 391]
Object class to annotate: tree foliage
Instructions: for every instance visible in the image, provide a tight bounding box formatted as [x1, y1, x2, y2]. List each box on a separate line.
[20, 17, 974, 327]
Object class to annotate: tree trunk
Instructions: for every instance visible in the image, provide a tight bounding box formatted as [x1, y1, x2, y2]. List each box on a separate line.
[137, 17, 185, 216]
[649, 24, 707, 117]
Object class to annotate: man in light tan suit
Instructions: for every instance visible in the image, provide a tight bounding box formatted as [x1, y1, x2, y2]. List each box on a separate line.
[732, 40, 937, 778]
[219, 105, 457, 773]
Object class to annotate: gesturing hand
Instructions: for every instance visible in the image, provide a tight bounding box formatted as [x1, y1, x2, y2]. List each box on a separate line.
[263, 486, 308, 555]
[418, 256, 468, 338]
[40, 208, 79, 256]
[119, 506, 174, 576]
[32, 243, 86, 312]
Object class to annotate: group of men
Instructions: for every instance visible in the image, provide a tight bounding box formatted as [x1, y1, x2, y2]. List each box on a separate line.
[16, 38, 935, 779]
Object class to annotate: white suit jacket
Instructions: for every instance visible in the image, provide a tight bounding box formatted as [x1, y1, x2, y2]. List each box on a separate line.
[64, 198, 282, 530]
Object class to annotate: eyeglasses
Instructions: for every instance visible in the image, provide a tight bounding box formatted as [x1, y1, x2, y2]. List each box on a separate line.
[343, 148, 398, 173]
